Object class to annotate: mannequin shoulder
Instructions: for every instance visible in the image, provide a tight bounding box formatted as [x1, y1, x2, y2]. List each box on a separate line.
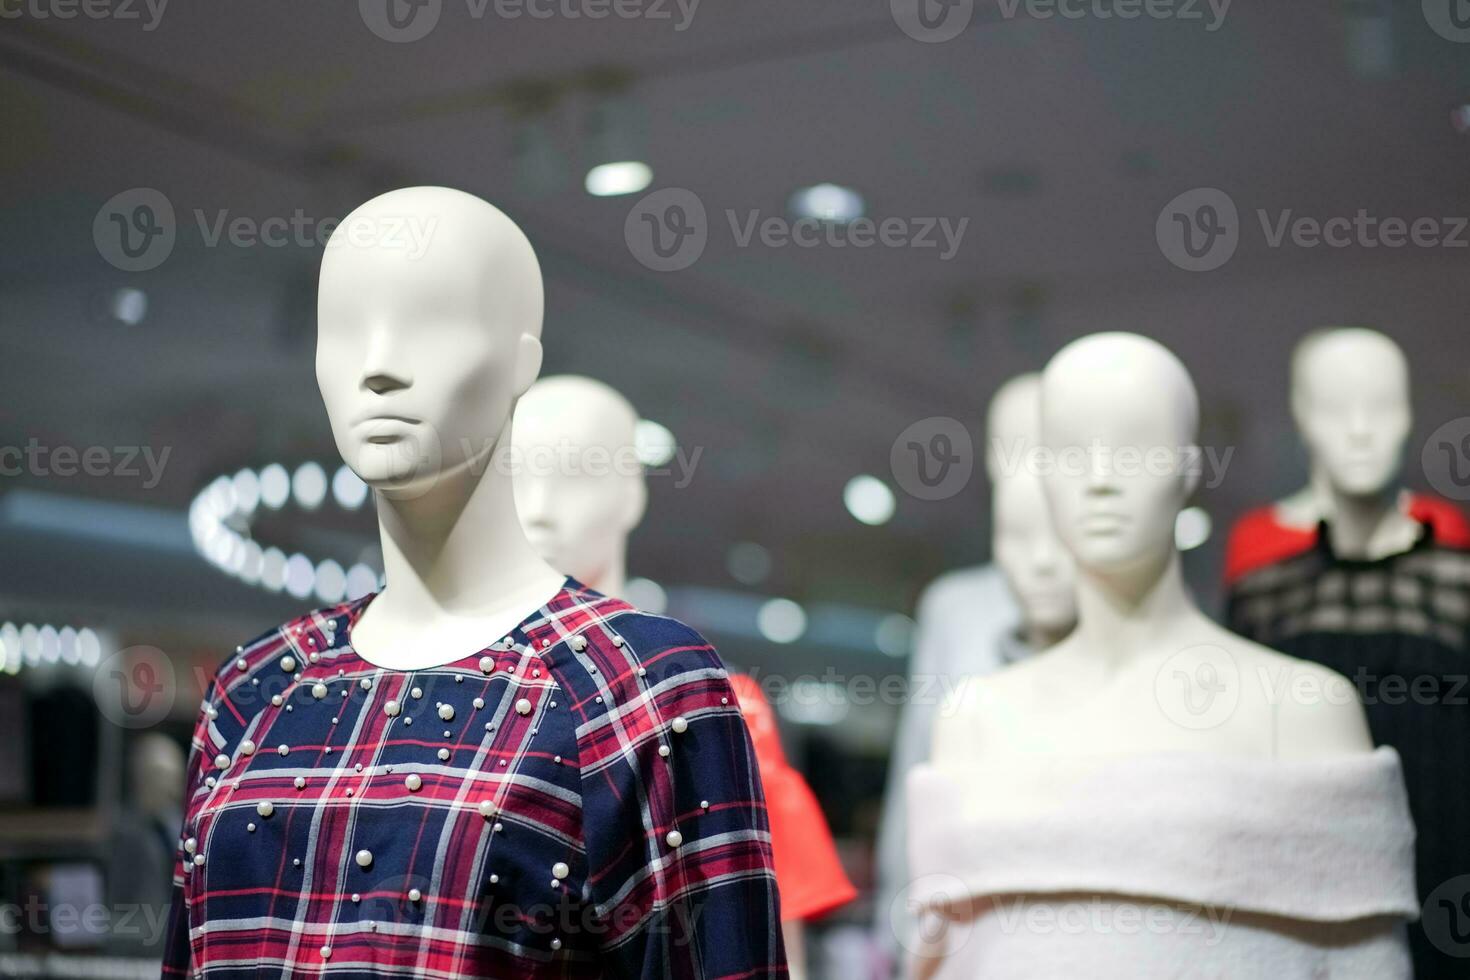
[212, 604, 353, 688]
[540, 603, 727, 704]
[931, 661, 1043, 766]
[1228, 634, 1374, 758]
[916, 564, 1006, 615]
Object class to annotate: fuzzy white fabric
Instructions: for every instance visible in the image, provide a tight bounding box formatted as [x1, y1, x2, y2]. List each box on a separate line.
[905, 747, 1418, 979]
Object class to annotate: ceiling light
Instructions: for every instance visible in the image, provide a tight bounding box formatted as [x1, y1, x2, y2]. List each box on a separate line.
[1175, 506, 1212, 551]
[285, 553, 316, 600]
[332, 465, 369, 510]
[110, 287, 147, 326]
[292, 462, 328, 510]
[844, 475, 895, 526]
[727, 542, 772, 586]
[875, 613, 917, 658]
[625, 577, 668, 615]
[259, 464, 290, 509]
[634, 419, 676, 468]
[586, 161, 653, 197]
[789, 183, 864, 223]
[756, 598, 807, 644]
[346, 563, 380, 601]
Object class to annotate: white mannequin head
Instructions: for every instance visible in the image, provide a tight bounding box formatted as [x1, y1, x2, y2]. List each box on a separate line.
[130, 732, 184, 816]
[1040, 333, 1200, 574]
[513, 375, 647, 595]
[987, 374, 1077, 639]
[1290, 327, 1410, 501]
[316, 186, 545, 499]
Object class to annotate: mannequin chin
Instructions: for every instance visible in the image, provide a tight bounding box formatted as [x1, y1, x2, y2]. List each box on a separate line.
[512, 375, 647, 597]
[1292, 327, 1410, 501]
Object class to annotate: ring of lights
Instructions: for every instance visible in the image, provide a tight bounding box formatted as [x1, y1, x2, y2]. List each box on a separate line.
[189, 462, 382, 604]
[0, 621, 102, 675]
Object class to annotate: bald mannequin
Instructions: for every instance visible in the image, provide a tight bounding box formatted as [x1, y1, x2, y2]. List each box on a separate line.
[934, 333, 1373, 770]
[1290, 328, 1419, 559]
[987, 374, 1077, 652]
[316, 186, 565, 670]
[512, 375, 647, 598]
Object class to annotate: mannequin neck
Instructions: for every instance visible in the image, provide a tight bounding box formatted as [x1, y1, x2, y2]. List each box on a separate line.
[1022, 618, 1070, 655]
[373, 420, 563, 621]
[583, 545, 628, 600]
[1071, 548, 1198, 672]
[1324, 482, 1419, 560]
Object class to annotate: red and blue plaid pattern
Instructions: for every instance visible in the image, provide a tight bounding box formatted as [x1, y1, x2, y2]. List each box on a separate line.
[161, 579, 786, 978]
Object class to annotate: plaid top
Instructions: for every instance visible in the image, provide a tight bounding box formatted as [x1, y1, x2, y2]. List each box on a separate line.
[161, 579, 785, 979]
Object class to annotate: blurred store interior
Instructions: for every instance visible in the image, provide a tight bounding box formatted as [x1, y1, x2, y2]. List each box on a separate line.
[2, 2, 1469, 976]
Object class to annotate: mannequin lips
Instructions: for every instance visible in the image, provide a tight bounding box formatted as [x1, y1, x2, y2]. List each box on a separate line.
[355, 415, 421, 443]
[1081, 512, 1129, 534]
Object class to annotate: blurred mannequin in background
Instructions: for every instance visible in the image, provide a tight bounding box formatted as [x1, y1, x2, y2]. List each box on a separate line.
[512, 374, 646, 599]
[1228, 328, 1470, 979]
[875, 373, 1076, 970]
[513, 374, 855, 979]
[107, 733, 183, 953]
[913, 334, 1415, 979]
[1222, 327, 1470, 585]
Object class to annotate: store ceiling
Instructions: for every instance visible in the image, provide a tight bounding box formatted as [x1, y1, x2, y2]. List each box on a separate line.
[2, 2, 1469, 630]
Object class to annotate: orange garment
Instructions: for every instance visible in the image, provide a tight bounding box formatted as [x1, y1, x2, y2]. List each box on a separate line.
[729, 673, 857, 923]
[1223, 493, 1470, 586]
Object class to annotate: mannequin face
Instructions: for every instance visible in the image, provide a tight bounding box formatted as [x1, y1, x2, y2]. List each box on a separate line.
[993, 473, 1077, 634]
[512, 376, 646, 588]
[1292, 330, 1410, 500]
[316, 187, 545, 498]
[1041, 334, 1200, 572]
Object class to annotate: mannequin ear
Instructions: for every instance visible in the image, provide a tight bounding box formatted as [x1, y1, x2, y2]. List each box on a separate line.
[622, 475, 648, 533]
[1289, 390, 1310, 435]
[512, 333, 544, 398]
[1181, 443, 1202, 500]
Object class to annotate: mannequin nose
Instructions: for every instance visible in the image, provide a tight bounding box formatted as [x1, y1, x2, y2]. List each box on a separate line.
[518, 479, 553, 527]
[1032, 537, 1059, 575]
[359, 324, 411, 395]
[1345, 408, 1374, 442]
